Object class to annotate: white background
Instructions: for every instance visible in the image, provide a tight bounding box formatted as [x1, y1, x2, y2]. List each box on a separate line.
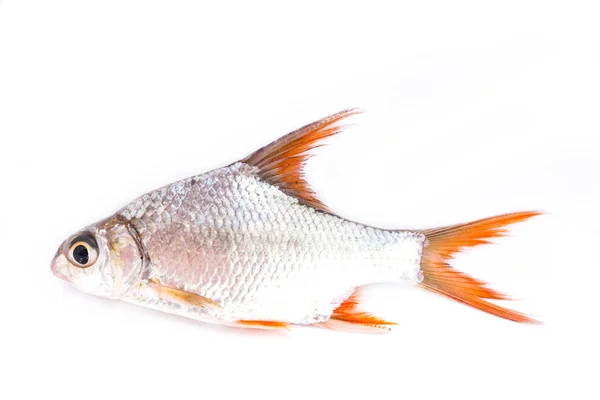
[1, 1, 598, 399]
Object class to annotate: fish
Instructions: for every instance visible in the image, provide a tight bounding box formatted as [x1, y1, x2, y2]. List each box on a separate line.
[51, 109, 541, 333]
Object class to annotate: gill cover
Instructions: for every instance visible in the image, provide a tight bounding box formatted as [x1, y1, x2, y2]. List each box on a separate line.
[105, 219, 145, 296]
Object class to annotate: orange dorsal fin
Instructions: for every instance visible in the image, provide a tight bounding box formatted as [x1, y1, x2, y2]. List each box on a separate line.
[242, 109, 360, 213]
[420, 211, 542, 323]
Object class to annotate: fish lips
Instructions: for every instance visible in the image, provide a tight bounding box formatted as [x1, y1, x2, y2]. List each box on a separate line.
[50, 252, 71, 282]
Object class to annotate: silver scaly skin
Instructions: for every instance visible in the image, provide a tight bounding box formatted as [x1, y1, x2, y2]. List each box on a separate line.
[117, 162, 424, 325]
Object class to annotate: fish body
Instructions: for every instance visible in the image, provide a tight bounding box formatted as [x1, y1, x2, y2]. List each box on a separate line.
[118, 162, 424, 325]
[51, 109, 540, 332]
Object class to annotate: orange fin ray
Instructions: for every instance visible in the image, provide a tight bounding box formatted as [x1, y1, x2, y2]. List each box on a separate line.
[420, 211, 542, 324]
[147, 278, 222, 311]
[422, 211, 541, 259]
[242, 109, 360, 213]
[235, 320, 290, 330]
[324, 289, 397, 334]
[319, 319, 394, 334]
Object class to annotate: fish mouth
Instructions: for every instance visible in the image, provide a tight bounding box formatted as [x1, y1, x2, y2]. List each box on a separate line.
[50, 252, 70, 282]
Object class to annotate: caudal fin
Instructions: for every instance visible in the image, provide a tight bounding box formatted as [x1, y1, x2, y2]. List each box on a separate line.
[420, 211, 542, 323]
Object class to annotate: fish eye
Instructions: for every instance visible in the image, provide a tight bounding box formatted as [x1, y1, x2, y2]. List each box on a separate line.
[67, 234, 98, 268]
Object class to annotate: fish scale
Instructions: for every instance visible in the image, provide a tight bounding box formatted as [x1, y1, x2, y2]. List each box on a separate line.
[118, 162, 424, 324]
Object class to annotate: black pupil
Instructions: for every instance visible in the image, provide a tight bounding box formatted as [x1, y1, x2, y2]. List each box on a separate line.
[73, 245, 89, 265]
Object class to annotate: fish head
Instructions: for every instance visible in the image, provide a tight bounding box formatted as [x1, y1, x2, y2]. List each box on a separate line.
[51, 217, 144, 299]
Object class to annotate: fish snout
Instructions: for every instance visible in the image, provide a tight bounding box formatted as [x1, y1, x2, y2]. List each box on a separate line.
[50, 251, 70, 282]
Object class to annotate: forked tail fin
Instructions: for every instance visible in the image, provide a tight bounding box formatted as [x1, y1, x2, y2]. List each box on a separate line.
[420, 211, 542, 323]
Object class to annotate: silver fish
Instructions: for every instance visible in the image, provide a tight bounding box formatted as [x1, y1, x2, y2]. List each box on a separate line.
[51, 109, 540, 332]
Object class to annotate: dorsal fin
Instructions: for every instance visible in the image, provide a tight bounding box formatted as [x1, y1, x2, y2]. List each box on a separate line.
[242, 109, 360, 213]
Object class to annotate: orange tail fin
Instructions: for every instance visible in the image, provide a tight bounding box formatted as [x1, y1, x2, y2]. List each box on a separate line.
[420, 211, 542, 323]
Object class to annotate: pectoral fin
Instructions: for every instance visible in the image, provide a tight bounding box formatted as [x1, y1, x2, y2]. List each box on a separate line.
[147, 278, 222, 311]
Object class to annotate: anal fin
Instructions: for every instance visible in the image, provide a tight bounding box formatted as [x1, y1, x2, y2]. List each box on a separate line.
[319, 319, 394, 334]
[235, 320, 290, 330]
[321, 289, 397, 334]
